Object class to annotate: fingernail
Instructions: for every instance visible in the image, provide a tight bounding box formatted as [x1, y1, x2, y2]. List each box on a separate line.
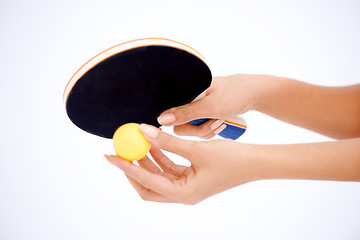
[210, 120, 224, 130]
[104, 154, 110, 161]
[157, 113, 176, 125]
[214, 124, 227, 135]
[140, 124, 161, 139]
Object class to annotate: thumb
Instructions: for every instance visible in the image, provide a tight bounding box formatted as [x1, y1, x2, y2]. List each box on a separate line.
[158, 97, 211, 126]
[139, 124, 196, 160]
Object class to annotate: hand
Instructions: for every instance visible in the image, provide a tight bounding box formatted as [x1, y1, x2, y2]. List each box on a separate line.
[105, 124, 260, 205]
[157, 74, 266, 139]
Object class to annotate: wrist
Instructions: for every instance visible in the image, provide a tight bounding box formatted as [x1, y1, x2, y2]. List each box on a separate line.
[249, 74, 282, 112]
[230, 142, 268, 183]
[230, 74, 276, 112]
[232, 142, 289, 182]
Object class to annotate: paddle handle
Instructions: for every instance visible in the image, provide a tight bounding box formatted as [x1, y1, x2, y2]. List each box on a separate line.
[189, 116, 247, 140]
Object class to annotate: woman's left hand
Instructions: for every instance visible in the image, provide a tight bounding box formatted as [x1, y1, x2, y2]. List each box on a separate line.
[105, 124, 260, 205]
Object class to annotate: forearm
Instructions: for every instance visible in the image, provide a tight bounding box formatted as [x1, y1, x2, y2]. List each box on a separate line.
[246, 138, 360, 182]
[251, 75, 360, 139]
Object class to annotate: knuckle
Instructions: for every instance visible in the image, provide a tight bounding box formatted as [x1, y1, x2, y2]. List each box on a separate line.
[177, 107, 192, 122]
[166, 161, 176, 174]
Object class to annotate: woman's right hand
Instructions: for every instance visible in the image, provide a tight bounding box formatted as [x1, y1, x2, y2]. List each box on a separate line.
[157, 74, 268, 139]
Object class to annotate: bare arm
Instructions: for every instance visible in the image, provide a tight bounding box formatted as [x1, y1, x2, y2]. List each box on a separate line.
[253, 75, 360, 139]
[251, 138, 360, 182]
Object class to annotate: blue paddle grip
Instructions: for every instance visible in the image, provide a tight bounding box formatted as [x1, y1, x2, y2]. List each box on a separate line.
[189, 118, 246, 140]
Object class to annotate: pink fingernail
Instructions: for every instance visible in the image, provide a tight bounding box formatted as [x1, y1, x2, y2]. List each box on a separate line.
[210, 120, 224, 130]
[157, 113, 176, 125]
[214, 124, 227, 135]
[140, 124, 161, 139]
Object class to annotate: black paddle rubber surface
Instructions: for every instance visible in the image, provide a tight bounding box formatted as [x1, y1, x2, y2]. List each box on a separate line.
[66, 45, 212, 138]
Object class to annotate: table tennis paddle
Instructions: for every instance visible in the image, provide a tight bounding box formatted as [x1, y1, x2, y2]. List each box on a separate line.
[63, 38, 247, 140]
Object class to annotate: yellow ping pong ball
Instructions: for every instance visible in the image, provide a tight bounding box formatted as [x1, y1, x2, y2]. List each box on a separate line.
[113, 123, 151, 161]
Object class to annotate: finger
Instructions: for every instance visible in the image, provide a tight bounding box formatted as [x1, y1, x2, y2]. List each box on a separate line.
[173, 123, 204, 137]
[136, 155, 162, 174]
[105, 155, 178, 198]
[140, 124, 199, 162]
[137, 156, 177, 180]
[149, 147, 187, 177]
[200, 124, 227, 140]
[157, 96, 213, 126]
[125, 174, 176, 203]
[201, 132, 216, 140]
[174, 119, 224, 137]
[213, 124, 227, 136]
[188, 123, 226, 140]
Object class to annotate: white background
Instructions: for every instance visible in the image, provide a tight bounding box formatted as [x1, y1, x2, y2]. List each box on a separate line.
[1, 0, 360, 239]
